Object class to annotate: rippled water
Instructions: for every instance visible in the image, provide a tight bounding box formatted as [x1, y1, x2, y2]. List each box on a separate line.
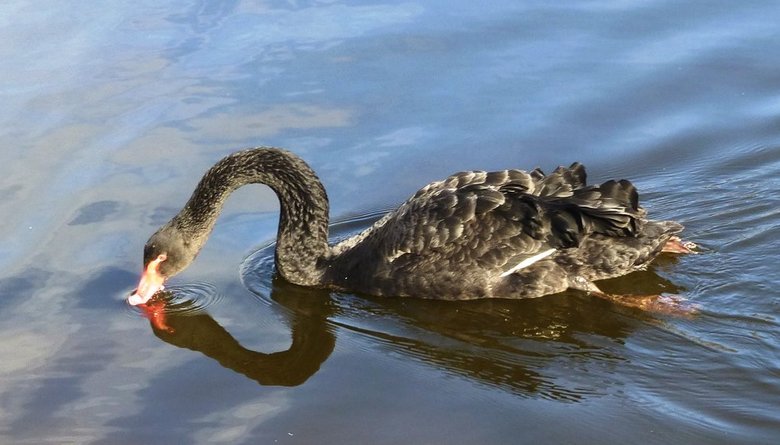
[1, 1, 779, 444]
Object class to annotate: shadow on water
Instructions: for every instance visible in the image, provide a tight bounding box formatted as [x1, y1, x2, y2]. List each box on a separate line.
[138, 215, 690, 402]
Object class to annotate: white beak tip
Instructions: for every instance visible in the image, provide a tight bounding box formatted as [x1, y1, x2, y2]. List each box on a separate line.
[127, 293, 149, 306]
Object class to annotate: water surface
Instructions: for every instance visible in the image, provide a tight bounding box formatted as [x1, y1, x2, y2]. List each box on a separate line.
[1, 1, 779, 444]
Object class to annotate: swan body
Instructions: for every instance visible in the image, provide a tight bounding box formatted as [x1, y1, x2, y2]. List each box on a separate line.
[129, 147, 687, 305]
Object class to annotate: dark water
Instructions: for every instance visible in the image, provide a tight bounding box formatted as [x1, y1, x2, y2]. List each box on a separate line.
[2, 1, 779, 443]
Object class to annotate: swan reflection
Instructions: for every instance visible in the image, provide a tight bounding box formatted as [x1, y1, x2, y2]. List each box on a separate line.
[142, 257, 684, 400]
[141, 280, 335, 387]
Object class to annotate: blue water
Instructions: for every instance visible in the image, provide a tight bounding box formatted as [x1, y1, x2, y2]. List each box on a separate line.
[1, 1, 779, 443]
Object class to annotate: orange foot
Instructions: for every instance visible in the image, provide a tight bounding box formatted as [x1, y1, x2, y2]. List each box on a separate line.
[663, 236, 698, 254]
[592, 292, 699, 317]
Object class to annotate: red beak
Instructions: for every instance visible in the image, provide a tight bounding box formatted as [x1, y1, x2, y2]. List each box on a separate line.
[128, 256, 166, 306]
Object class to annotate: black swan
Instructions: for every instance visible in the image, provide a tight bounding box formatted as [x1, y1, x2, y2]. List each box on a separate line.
[129, 147, 694, 308]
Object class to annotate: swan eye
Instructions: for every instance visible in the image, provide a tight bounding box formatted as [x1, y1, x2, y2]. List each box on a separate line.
[157, 254, 167, 262]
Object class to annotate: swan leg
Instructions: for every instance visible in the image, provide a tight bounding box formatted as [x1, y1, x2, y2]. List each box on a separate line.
[569, 276, 698, 316]
[591, 292, 697, 316]
[662, 236, 698, 254]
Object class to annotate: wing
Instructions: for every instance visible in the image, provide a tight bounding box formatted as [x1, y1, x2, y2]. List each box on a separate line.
[330, 163, 644, 297]
[373, 162, 638, 258]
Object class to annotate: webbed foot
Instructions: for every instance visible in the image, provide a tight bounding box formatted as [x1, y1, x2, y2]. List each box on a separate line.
[662, 236, 698, 254]
[592, 291, 699, 317]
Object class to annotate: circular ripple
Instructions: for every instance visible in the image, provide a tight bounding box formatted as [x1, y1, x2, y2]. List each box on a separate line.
[240, 242, 277, 306]
[122, 281, 222, 317]
[240, 210, 387, 305]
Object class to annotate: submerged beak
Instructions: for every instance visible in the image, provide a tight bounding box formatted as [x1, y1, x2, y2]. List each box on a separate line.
[128, 256, 166, 306]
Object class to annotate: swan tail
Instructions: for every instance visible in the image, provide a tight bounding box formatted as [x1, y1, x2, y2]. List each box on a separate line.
[530, 162, 588, 197]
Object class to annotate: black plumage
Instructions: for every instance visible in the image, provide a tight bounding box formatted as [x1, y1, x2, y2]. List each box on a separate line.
[135, 147, 685, 303]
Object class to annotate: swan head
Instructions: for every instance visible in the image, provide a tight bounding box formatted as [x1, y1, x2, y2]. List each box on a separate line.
[128, 225, 197, 305]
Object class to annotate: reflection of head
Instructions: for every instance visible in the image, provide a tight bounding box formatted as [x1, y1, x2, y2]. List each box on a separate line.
[148, 284, 335, 387]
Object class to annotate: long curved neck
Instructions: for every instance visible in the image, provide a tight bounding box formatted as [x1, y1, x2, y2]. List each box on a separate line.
[171, 147, 330, 286]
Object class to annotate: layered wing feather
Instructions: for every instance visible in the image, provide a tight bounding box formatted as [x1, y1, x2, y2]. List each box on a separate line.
[329, 163, 654, 298]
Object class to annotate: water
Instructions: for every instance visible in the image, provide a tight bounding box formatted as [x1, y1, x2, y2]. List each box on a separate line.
[1, 1, 779, 443]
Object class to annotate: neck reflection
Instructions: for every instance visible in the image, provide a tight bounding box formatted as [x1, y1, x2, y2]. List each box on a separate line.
[142, 277, 335, 387]
[142, 260, 684, 398]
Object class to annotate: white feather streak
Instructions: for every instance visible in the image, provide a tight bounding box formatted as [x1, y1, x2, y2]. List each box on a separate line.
[499, 248, 556, 277]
